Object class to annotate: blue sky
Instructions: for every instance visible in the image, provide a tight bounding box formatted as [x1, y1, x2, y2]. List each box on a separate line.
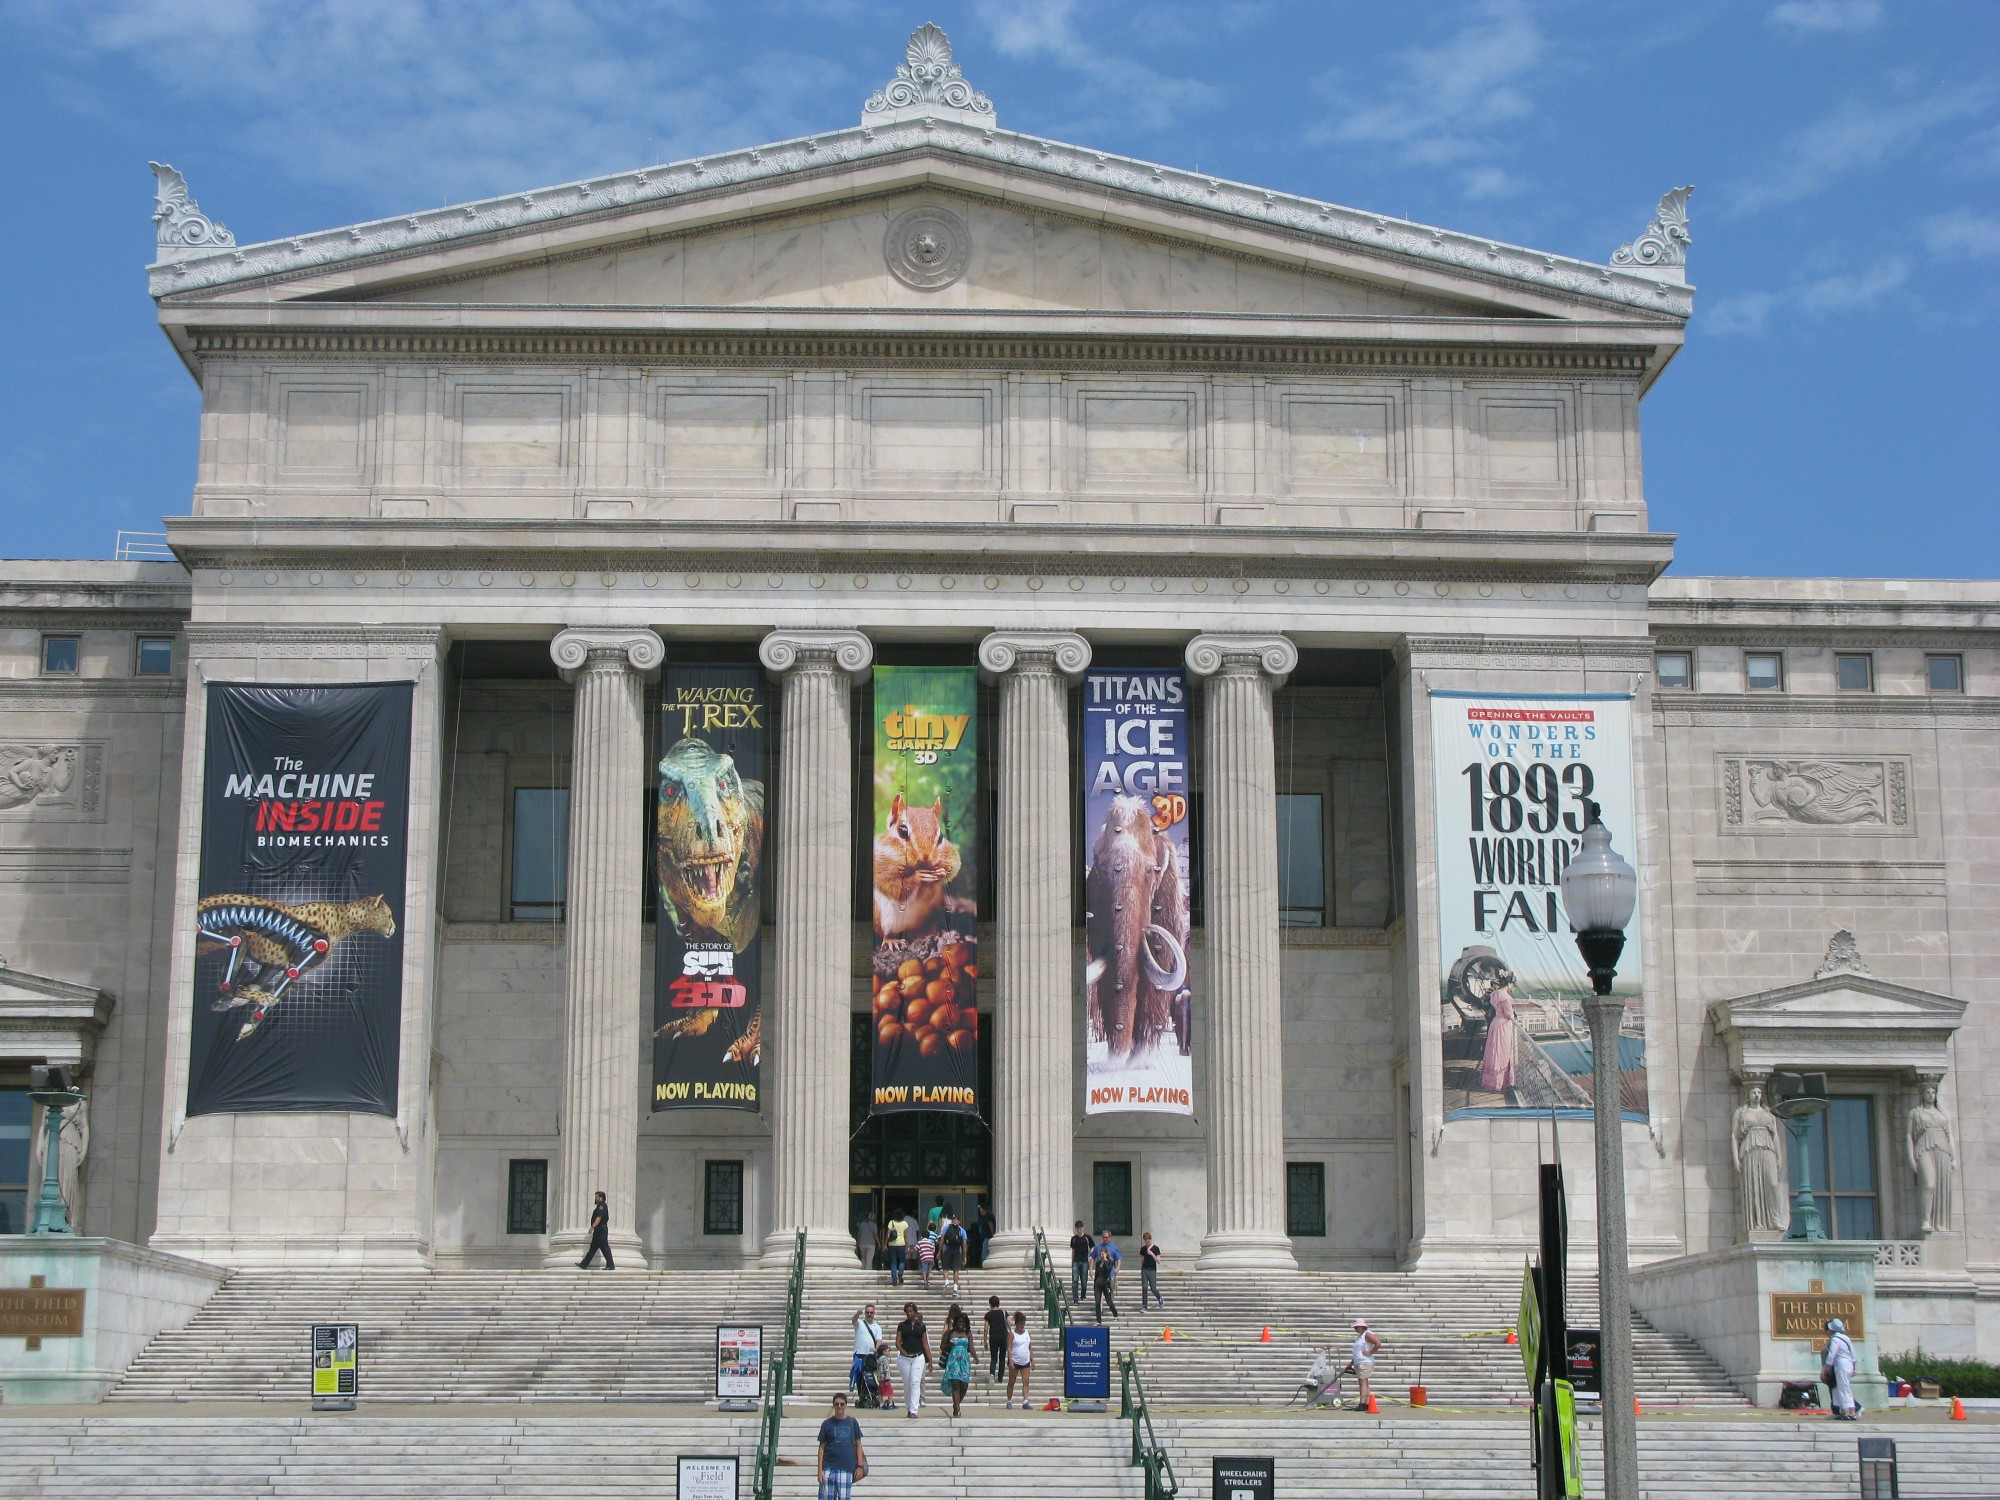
[2, 0, 1994, 577]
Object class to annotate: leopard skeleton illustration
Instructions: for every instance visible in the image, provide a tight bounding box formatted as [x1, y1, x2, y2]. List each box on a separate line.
[196, 893, 396, 1040]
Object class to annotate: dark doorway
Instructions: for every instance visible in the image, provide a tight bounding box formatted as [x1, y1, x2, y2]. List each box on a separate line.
[848, 1014, 992, 1256]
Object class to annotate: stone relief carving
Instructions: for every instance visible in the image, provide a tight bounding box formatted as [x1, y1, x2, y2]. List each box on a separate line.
[0, 743, 104, 820]
[1907, 1078, 1955, 1233]
[1731, 1080, 1788, 1236]
[149, 162, 235, 255]
[1720, 756, 1910, 831]
[1612, 185, 1692, 271]
[863, 23, 995, 124]
[1813, 928, 1875, 980]
[884, 205, 970, 291]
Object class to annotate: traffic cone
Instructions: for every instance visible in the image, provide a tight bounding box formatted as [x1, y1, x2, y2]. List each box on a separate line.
[1366, 1393, 1378, 1414]
[1260, 1326, 1272, 1343]
[1633, 1396, 1644, 1417]
[1952, 1396, 1968, 1421]
[1506, 1329, 1518, 1345]
[1161, 1326, 1174, 1342]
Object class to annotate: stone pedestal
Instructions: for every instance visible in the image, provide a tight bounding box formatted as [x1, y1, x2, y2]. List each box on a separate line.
[759, 630, 874, 1267]
[978, 631, 1090, 1267]
[543, 628, 663, 1269]
[1186, 635, 1298, 1272]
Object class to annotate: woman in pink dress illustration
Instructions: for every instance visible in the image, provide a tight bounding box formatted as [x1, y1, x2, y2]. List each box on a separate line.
[1478, 968, 1520, 1095]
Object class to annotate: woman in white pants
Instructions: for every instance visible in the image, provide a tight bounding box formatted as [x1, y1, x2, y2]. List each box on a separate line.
[894, 1302, 932, 1418]
[1821, 1318, 1859, 1420]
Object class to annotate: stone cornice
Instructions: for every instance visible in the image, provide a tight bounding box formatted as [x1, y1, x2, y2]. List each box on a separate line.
[758, 629, 873, 680]
[0, 612, 189, 632]
[977, 631, 1090, 680]
[149, 117, 1692, 320]
[550, 627, 665, 681]
[183, 623, 450, 652]
[1652, 693, 1998, 722]
[1185, 633, 1298, 683]
[0, 679, 188, 704]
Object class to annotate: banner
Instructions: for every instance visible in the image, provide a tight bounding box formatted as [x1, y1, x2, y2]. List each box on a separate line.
[188, 683, 411, 1116]
[869, 666, 980, 1115]
[1081, 668, 1194, 1115]
[1430, 692, 1645, 1121]
[652, 666, 767, 1112]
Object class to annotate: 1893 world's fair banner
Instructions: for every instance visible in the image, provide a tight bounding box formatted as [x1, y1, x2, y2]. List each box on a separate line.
[1430, 691, 1645, 1122]
[653, 666, 766, 1111]
[188, 683, 412, 1117]
[869, 666, 980, 1115]
[1082, 668, 1194, 1115]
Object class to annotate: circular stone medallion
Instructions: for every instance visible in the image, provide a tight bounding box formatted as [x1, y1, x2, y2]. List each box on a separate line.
[885, 206, 970, 291]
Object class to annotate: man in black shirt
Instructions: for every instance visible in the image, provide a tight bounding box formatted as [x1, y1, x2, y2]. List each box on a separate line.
[1069, 1220, 1091, 1303]
[983, 1295, 1010, 1381]
[578, 1189, 615, 1270]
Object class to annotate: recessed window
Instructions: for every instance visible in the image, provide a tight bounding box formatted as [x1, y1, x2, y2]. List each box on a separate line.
[1654, 652, 1693, 690]
[136, 637, 175, 676]
[704, 1160, 744, 1235]
[1788, 1096, 1877, 1240]
[1286, 1161, 1327, 1238]
[1277, 792, 1326, 928]
[40, 636, 79, 675]
[1091, 1160, 1134, 1238]
[0, 1089, 30, 1234]
[1927, 654, 1964, 693]
[510, 787, 569, 921]
[505, 1159, 548, 1235]
[1835, 654, 1873, 692]
[1744, 652, 1784, 692]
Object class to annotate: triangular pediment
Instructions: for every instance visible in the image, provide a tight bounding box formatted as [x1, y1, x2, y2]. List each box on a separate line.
[0, 962, 115, 1071]
[1708, 970, 1965, 1079]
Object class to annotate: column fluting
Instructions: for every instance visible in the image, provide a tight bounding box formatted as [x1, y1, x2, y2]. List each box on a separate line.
[759, 629, 874, 1266]
[978, 631, 1091, 1267]
[1186, 633, 1299, 1271]
[545, 627, 663, 1268]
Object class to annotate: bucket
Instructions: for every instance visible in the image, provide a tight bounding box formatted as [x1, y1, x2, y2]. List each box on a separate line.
[1409, 1385, 1427, 1407]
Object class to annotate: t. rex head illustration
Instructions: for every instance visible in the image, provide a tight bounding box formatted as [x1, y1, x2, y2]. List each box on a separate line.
[657, 737, 763, 942]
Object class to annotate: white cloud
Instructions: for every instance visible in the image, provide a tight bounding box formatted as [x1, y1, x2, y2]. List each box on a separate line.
[1310, 1, 1543, 199]
[1769, 1, 1882, 35]
[1703, 291, 1779, 336]
[969, 0, 1219, 133]
[1706, 255, 1914, 335]
[1726, 82, 1994, 214]
[1922, 209, 2000, 259]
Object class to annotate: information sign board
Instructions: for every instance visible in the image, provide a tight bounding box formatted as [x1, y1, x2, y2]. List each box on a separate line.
[676, 1454, 739, 1500]
[1213, 1455, 1274, 1500]
[716, 1324, 763, 1401]
[1771, 1292, 1866, 1340]
[1063, 1323, 1112, 1401]
[310, 1323, 357, 1409]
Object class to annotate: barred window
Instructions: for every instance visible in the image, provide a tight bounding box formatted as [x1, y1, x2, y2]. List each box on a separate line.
[1286, 1162, 1327, 1238]
[704, 1160, 745, 1235]
[505, 1159, 547, 1235]
[1092, 1161, 1133, 1238]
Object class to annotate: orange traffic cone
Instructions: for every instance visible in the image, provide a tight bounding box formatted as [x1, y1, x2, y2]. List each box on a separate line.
[1365, 1393, 1379, 1414]
[1506, 1329, 1518, 1345]
[1952, 1396, 1968, 1421]
[1161, 1326, 1174, 1342]
[1260, 1326, 1272, 1343]
[1633, 1396, 1644, 1417]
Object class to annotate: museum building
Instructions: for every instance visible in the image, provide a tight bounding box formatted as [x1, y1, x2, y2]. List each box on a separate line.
[2, 25, 1994, 1387]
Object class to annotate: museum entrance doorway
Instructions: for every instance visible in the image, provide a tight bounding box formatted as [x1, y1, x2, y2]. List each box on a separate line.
[848, 1014, 992, 1259]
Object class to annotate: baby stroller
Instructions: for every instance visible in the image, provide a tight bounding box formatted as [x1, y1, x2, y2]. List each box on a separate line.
[855, 1352, 884, 1409]
[1289, 1349, 1353, 1409]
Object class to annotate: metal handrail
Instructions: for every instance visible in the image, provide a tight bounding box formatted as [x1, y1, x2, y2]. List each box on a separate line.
[781, 1227, 806, 1397]
[751, 1353, 785, 1500]
[1118, 1353, 1179, 1500]
[1031, 1226, 1070, 1329]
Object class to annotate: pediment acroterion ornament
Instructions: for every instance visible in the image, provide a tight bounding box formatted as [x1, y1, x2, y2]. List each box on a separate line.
[150, 162, 235, 260]
[863, 23, 995, 126]
[1611, 185, 1691, 280]
[1813, 929, 1874, 981]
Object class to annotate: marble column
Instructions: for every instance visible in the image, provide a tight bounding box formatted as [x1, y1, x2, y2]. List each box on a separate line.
[544, 627, 663, 1269]
[1186, 634, 1299, 1272]
[759, 629, 874, 1266]
[978, 631, 1091, 1267]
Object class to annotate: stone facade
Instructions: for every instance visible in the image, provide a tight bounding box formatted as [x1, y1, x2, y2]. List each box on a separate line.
[3, 26, 1994, 1363]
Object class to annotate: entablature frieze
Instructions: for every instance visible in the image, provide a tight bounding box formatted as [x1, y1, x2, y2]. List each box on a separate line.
[1398, 635, 1654, 673]
[182, 623, 452, 661]
[1653, 694, 1998, 724]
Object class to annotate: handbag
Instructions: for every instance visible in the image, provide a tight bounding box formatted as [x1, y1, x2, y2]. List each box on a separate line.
[1820, 1364, 1834, 1386]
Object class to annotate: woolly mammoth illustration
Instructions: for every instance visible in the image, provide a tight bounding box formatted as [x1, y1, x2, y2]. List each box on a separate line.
[1084, 795, 1191, 1065]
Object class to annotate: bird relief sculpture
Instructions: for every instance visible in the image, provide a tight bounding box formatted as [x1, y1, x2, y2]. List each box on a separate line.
[1745, 759, 1886, 825]
[0, 745, 76, 810]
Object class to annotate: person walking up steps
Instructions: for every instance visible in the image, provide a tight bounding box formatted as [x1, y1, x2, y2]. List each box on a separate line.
[1350, 1320, 1382, 1410]
[916, 1225, 936, 1288]
[983, 1295, 1009, 1382]
[816, 1392, 866, 1499]
[895, 1301, 932, 1418]
[577, 1190, 615, 1270]
[1069, 1220, 1091, 1303]
[1138, 1231, 1164, 1310]
[884, 1214, 907, 1286]
[1091, 1228, 1122, 1321]
[1006, 1310, 1034, 1408]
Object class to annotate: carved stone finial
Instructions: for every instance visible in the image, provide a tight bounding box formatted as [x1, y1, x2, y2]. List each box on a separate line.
[1611, 185, 1691, 280]
[149, 162, 235, 260]
[863, 23, 995, 126]
[1814, 929, 1875, 981]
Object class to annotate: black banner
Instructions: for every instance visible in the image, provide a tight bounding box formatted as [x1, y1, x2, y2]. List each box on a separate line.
[652, 666, 766, 1111]
[188, 683, 412, 1116]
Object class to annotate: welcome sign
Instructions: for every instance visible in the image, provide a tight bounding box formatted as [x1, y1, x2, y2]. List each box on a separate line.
[1430, 692, 1646, 1122]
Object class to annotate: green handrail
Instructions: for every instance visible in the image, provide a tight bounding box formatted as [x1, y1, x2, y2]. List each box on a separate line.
[781, 1226, 806, 1397]
[751, 1353, 785, 1500]
[1118, 1353, 1179, 1500]
[1031, 1226, 1070, 1329]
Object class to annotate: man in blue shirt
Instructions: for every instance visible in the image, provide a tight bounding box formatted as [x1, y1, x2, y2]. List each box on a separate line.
[1090, 1228, 1123, 1321]
[816, 1393, 866, 1499]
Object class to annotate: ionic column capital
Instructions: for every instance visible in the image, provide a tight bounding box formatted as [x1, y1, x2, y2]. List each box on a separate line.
[759, 629, 873, 682]
[1184, 633, 1297, 685]
[977, 631, 1091, 681]
[550, 627, 665, 682]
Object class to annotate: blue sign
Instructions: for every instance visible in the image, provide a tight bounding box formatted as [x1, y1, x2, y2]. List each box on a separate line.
[1064, 1323, 1112, 1400]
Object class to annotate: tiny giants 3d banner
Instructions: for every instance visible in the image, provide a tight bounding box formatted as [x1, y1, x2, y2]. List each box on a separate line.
[188, 682, 411, 1116]
[1081, 668, 1194, 1116]
[652, 665, 767, 1112]
[869, 666, 980, 1116]
[1430, 691, 1646, 1122]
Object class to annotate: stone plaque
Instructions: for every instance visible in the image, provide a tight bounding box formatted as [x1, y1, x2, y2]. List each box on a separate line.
[1770, 1292, 1865, 1340]
[0, 1287, 86, 1338]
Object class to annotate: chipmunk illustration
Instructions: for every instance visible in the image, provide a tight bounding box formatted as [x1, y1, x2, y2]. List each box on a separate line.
[195, 892, 396, 1041]
[872, 793, 965, 939]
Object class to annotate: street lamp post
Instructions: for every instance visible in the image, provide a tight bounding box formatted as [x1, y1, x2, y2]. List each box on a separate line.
[1559, 809, 1639, 1500]
[25, 1065, 82, 1236]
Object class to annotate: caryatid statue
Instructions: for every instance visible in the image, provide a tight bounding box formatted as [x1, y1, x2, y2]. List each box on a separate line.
[1731, 1080, 1787, 1235]
[1907, 1080, 1956, 1233]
